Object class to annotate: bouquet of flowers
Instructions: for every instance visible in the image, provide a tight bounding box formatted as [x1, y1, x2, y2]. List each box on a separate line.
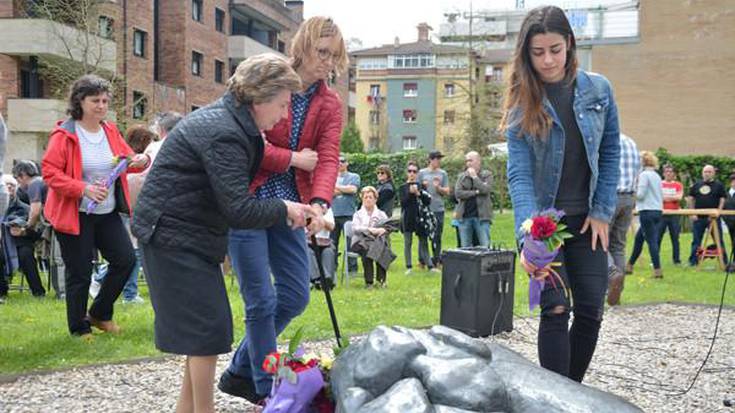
[261, 327, 336, 413]
[85, 155, 130, 214]
[520, 209, 573, 311]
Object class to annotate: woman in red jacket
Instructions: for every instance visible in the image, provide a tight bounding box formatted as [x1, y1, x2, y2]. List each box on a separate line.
[42, 75, 149, 339]
[218, 17, 347, 402]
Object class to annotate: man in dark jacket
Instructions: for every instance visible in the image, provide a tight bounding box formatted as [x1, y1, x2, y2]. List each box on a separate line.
[454, 151, 493, 247]
[723, 174, 735, 270]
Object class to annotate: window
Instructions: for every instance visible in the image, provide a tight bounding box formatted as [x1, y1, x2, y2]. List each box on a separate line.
[443, 110, 455, 124]
[133, 29, 146, 57]
[369, 84, 380, 96]
[444, 136, 455, 152]
[99, 16, 113, 39]
[369, 110, 380, 125]
[192, 51, 203, 76]
[192, 0, 202, 22]
[444, 83, 455, 97]
[278, 40, 286, 53]
[215, 60, 224, 83]
[215, 8, 225, 32]
[369, 136, 380, 150]
[390, 54, 434, 69]
[403, 82, 418, 97]
[402, 109, 417, 123]
[402, 136, 417, 150]
[132, 91, 147, 119]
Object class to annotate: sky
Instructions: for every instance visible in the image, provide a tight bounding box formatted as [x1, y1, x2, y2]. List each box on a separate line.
[302, 0, 629, 49]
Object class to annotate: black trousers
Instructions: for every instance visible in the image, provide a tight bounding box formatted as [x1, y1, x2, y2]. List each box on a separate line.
[56, 212, 135, 335]
[16, 241, 46, 296]
[537, 214, 607, 383]
[431, 211, 445, 265]
[362, 256, 386, 285]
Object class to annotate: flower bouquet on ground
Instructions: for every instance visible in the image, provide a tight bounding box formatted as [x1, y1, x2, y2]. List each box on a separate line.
[520, 209, 573, 311]
[85, 155, 130, 214]
[261, 327, 336, 413]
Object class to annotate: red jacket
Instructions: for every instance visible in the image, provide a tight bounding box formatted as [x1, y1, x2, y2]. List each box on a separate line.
[250, 80, 342, 205]
[42, 119, 141, 235]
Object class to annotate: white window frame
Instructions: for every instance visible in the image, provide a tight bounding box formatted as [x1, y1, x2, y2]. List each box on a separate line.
[402, 136, 417, 150]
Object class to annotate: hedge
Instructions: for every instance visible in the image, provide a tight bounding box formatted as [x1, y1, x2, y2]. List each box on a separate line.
[344, 148, 735, 213]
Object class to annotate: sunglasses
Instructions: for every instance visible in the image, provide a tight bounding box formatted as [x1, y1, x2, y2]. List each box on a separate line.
[339, 159, 347, 163]
[407, 169, 418, 173]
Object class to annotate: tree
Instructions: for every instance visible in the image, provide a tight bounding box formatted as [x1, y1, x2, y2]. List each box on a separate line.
[340, 121, 364, 153]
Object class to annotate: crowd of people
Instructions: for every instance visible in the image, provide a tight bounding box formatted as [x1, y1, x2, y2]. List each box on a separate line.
[1, 7, 734, 413]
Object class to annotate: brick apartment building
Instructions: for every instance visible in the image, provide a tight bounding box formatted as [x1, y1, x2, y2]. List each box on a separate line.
[0, 0, 306, 169]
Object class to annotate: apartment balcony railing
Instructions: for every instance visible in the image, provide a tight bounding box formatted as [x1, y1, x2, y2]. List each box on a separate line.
[0, 19, 117, 72]
[228, 35, 283, 61]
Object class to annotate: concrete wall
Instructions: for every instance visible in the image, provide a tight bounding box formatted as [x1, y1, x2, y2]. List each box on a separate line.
[591, 0, 735, 155]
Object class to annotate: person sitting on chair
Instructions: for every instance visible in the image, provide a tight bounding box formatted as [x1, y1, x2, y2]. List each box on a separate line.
[351, 186, 391, 289]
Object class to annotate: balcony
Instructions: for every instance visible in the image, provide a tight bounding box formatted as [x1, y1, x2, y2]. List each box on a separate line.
[7, 98, 116, 133]
[228, 35, 283, 61]
[0, 19, 117, 72]
[6, 98, 66, 133]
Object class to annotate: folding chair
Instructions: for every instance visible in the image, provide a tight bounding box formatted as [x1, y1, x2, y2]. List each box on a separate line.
[340, 221, 360, 286]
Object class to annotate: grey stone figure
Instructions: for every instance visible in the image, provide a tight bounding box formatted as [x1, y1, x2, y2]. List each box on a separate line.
[331, 325, 643, 413]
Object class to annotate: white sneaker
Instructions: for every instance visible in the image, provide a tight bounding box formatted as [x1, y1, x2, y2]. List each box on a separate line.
[430, 268, 441, 274]
[405, 268, 413, 275]
[122, 296, 145, 304]
[89, 278, 101, 299]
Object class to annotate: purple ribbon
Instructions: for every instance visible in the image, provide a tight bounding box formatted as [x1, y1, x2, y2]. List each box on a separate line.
[85, 158, 129, 214]
[522, 235, 560, 311]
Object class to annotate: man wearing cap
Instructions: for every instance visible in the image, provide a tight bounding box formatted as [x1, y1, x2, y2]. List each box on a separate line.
[723, 173, 735, 270]
[418, 150, 449, 269]
[331, 154, 361, 270]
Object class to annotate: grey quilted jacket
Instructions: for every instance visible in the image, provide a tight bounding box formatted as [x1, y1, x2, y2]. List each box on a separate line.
[132, 91, 287, 262]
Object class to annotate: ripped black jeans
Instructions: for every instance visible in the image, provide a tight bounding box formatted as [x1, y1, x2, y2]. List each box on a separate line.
[537, 214, 607, 382]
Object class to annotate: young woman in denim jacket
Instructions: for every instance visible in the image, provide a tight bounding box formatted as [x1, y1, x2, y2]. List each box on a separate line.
[501, 6, 620, 382]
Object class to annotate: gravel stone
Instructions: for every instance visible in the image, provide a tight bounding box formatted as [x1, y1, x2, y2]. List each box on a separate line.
[0, 303, 732, 413]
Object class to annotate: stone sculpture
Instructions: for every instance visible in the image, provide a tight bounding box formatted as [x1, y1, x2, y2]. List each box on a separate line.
[331, 325, 643, 413]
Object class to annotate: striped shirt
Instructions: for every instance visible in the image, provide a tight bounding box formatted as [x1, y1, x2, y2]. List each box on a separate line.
[617, 134, 640, 194]
[77, 125, 116, 214]
[256, 81, 319, 202]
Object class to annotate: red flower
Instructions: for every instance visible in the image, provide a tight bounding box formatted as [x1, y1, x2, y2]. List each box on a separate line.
[531, 216, 557, 239]
[262, 352, 281, 374]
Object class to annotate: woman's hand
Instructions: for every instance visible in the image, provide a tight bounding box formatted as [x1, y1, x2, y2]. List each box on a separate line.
[305, 204, 326, 236]
[520, 250, 550, 281]
[580, 216, 609, 251]
[291, 148, 318, 172]
[84, 183, 108, 203]
[128, 154, 150, 169]
[370, 227, 387, 236]
[283, 201, 311, 228]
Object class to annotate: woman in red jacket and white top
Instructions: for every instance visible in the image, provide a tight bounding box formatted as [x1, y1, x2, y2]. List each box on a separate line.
[42, 75, 149, 339]
[219, 17, 347, 402]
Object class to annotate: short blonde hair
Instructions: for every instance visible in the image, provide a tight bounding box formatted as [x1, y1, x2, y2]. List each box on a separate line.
[360, 185, 378, 200]
[641, 151, 659, 168]
[290, 16, 349, 76]
[3, 174, 17, 187]
[228, 53, 302, 105]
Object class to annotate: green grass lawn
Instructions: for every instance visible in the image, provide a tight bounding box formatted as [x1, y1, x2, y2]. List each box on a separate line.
[0, 212, 731, 375]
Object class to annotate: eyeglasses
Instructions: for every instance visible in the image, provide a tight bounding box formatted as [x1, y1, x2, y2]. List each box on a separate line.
[407, 169, 418, 173]
[316, 48, 339, 62]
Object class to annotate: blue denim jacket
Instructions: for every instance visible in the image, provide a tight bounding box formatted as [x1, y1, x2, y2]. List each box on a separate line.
[506, 70, 621, 240]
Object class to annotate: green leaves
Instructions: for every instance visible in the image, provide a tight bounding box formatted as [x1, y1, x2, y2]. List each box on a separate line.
[288, 326, 304, 357]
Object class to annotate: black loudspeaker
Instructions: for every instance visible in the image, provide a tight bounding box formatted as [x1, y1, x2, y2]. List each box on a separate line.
[440, 247, 516, 337]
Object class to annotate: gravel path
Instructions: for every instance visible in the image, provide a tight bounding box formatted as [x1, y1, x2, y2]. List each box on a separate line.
[1, 303, 733, 413]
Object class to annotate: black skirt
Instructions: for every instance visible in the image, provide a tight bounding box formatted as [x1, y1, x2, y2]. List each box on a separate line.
[141, 241, 233, 356]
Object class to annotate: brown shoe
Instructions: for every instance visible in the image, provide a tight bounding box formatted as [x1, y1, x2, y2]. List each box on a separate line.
[652, 268, 663, 279]
[607, 269, 625, 306]
[624, 263, 634, 275]
[87, 315, 121, 334]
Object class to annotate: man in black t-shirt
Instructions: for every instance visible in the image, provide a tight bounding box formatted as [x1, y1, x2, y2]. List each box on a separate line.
[687, 165, 727, 266]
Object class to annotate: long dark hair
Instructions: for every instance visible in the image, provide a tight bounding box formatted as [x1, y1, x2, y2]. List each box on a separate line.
[499, 6, 578, 138]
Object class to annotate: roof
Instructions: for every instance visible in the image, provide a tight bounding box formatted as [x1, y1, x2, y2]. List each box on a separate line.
[351, 40, 469, 56]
